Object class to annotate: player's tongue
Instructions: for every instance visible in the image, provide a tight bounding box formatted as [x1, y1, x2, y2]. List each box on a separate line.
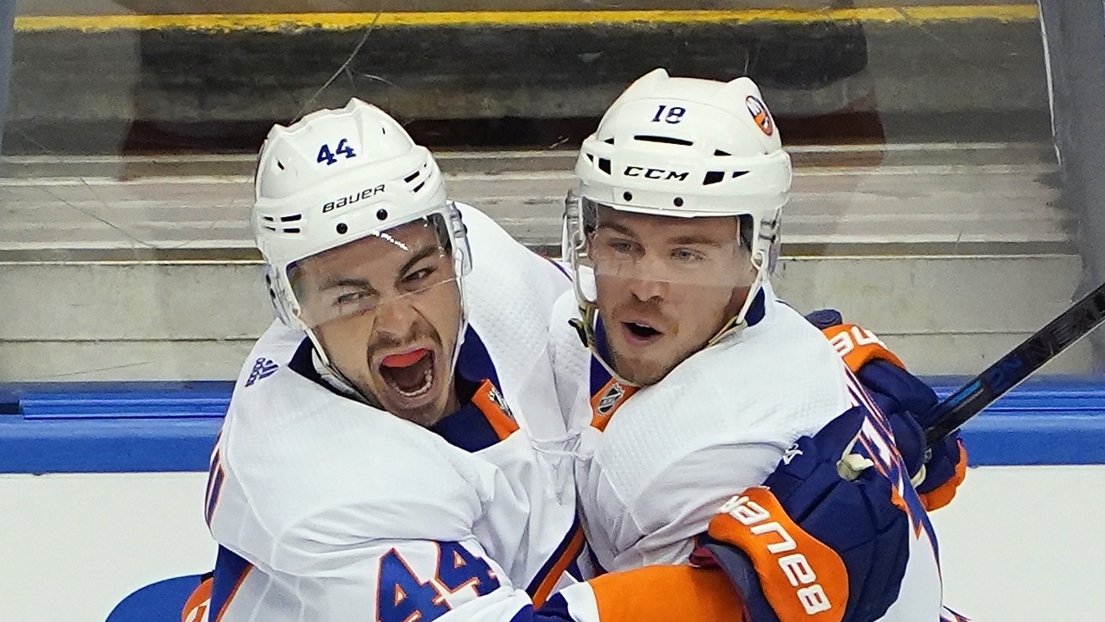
[379, 349, 434, 398]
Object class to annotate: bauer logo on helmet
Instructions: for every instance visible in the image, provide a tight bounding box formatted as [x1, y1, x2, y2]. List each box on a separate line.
[322, 184, 386, 213]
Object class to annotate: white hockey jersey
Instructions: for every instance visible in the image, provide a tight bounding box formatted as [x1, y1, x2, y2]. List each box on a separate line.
[204, 205, 584, 622]
[549, 282, 946, 621]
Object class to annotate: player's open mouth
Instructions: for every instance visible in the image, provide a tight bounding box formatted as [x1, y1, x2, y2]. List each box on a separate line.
[378, 348, 436, 399]
[622, 321, 662, 344]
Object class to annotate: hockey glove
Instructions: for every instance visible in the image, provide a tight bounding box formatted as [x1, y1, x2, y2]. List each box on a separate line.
[690, 407, 911, 622]
[806, 309, 966, 511]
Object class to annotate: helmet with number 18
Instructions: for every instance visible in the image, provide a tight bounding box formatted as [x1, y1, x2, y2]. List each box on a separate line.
[564, 68, 792, 385]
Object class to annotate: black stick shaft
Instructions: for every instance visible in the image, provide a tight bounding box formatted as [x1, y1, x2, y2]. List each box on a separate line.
[924, 280, 1105, 445]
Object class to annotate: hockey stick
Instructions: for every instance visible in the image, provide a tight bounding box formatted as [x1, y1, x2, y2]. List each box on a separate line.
[924, 279, 1105, 445]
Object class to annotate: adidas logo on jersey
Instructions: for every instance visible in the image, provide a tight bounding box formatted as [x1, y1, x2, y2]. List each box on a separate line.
[245, 358, 279, 387]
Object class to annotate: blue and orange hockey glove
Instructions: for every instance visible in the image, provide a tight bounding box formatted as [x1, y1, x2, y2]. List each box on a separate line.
[806, 309, 966, 511]
[690, 407, 911, 622]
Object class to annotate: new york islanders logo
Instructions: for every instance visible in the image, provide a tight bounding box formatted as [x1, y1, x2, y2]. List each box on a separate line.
[485, 385, 515, 420]
[245, 357, 279, 387]
[746, 95, 774, 136]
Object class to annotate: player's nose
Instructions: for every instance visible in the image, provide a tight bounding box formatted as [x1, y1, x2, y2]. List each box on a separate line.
[371, 294, 422, 337]
[627, 275, 668, 303]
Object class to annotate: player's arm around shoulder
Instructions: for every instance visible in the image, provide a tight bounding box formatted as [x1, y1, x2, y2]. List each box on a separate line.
[213, 496, 745, 622]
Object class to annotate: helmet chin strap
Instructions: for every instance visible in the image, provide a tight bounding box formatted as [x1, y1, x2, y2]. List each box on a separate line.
[706, 265, 767, 348]
[569, 301, 637, 387]
[305, 329, 376, 405]
[568, 241, 638, 387]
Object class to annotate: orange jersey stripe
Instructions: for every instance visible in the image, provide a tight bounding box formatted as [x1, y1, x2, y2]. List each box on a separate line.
[531, 527, 586, 607]
[589, 564, 746, 622]
[214, 565, 254, 622]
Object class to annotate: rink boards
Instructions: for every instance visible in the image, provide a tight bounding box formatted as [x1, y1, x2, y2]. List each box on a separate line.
[0, 379, 1102, 620]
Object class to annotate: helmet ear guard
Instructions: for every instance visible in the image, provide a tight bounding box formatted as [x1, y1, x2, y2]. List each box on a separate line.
[263, 267, 301, 330]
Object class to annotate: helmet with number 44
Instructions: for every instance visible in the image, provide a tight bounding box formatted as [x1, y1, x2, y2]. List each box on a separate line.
[252, 99, 472, 426]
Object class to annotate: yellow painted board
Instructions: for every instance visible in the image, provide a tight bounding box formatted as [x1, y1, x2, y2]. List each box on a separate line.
[15, 6, 1039, 33]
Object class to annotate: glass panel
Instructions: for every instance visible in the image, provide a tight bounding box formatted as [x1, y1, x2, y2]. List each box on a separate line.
[1, 2, 1099, 620]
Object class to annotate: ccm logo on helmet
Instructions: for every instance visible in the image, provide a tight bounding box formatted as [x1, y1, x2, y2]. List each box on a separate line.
[322, 184, 385, 213]
[719, 494, 833, 615]
[623, 166, 689, 181]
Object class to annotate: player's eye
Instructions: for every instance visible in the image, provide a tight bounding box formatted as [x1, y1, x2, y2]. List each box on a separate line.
[334, 290, 373, 306]
[404, 266, 435, 284]
[671, 247, 706, 263]
[606, 238, 639, 255]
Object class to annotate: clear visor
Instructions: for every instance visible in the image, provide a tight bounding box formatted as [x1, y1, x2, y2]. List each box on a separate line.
[288, 212, 463, 330]
[570, 196, 755, 291]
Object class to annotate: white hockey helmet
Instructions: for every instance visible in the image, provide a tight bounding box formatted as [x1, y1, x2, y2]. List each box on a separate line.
[565, 69, 792, 351]
[253, 99, 471, 354]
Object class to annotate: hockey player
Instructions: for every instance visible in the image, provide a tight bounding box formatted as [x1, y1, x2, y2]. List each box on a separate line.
[199, 99, 752, 622]
[549, 69, 967, 621]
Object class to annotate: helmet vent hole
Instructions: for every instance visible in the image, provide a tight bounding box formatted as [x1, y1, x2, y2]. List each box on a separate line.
[280, 214, 302, 223]
[337, 223, 349, 234]
[674, 197, 684, 207]
[732, 171, 750, 179]
[598, 158, 611, 175]
[276, 161, 285, 171]
[412, 181, 426, 194]
[404, 170, 420, 183]
[262, 225, 277, 232]
[703, 171, 725, 186]
[714, 150, 731, 157]
[623, 191, 633, 202]
[376, 209, 389, 220]
[261, 215, 275, 222]
[282, 228, 301, 234]
[586, 153, 594, 163]
[634, 135, 693, 147]
[604, 138, 615, 145]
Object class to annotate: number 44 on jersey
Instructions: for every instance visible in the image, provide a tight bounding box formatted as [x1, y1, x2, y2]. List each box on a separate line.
[378, 541, 501, 622]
